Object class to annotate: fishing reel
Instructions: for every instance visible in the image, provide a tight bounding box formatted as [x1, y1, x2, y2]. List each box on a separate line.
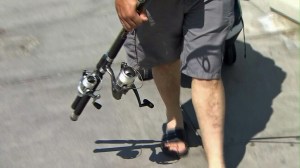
[76, 70, 102, 109]
[110, 62, 140, 100]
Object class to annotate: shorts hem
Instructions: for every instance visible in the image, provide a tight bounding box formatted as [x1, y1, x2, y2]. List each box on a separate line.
[181, 69, 221, 80]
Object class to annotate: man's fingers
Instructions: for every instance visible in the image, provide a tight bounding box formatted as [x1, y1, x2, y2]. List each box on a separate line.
[139, 10, 148, 22]
[122, 13, 146, 31]
[121, 18, 138, 31]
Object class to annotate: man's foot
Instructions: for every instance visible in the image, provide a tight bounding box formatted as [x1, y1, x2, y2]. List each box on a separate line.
[161, 124, 189, 158]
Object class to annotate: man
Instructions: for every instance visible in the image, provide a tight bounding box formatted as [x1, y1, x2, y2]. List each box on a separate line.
[115, 0, 234, 167]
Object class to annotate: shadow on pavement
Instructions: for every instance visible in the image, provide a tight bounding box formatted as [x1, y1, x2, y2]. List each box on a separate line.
[181, 41, 287, 168]
[93, 139, 180, 164]
[93, 121, 203, 164]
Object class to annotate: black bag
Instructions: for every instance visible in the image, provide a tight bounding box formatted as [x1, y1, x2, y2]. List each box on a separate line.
[223, 0, 244, 65]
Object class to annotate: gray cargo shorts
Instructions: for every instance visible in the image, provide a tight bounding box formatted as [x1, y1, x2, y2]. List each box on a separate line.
[124, 0, 235, 79]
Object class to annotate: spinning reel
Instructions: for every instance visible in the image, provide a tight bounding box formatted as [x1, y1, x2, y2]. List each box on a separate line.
[70, 0, 153, 121]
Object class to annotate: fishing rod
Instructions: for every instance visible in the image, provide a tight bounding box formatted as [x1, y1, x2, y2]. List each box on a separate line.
[70, 0, 153, 121]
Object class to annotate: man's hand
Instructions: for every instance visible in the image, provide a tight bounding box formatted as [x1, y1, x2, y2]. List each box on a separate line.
[115, 0, 148, 31]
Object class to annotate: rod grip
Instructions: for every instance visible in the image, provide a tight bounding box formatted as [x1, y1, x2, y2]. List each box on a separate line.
[70, 95, 91, 121]
[71, 96, 82, 110]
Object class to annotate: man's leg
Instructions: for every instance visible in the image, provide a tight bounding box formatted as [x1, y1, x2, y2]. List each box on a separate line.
[152, 59, 187, 153]
[192, 78, 226, 168]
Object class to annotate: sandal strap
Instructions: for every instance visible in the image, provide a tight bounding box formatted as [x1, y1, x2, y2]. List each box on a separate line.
[162, 129, 186, 142]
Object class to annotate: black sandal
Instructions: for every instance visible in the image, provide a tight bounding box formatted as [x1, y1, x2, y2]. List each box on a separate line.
[161, 128, 189, 158]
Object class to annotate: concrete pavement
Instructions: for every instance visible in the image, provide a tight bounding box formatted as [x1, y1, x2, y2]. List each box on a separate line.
[0, 0, 299, 168]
